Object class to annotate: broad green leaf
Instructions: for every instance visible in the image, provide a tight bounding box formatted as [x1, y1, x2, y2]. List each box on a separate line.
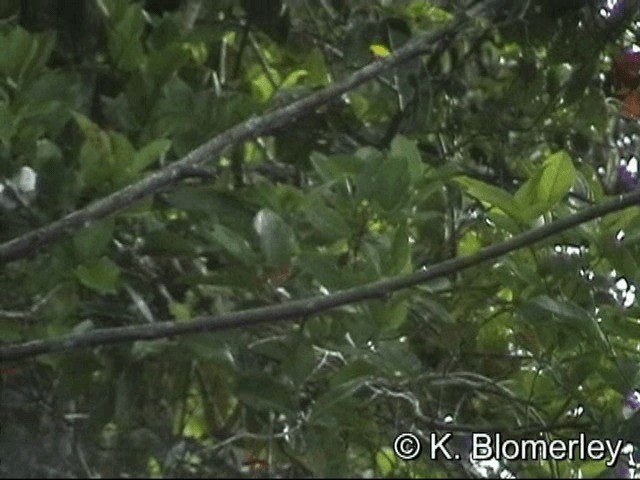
[297, 252, 355, 289]
[329, 359, 379, 387]
[390, 134, 423, 183]
[458, 230, 481, 256]
[310, 152, 364, 182]
[75, 257, 120, 294]
[131, 138, 171, 174]
[312, 377, 369, 422]
[179, 334, 235, 367]
[303, 47, 329, 86]
[234, 374, 296, 414]
[376, 447, 398, 476]
[371, 298, 409, 331]
[108, 4, 146, 71]
[513, 152, 574, 220]
[0, 28, 55, 83]
[537, 150, 575, 206]
[358, 157, 410, 211]
[523, 295, 609, 351]
[385, 223, 411, 274]
[455, 176, 519, 219]
[303, 195, 350, 241]
[73, 218, 115, 261]
[282, 340, 317, 386]
[209, 224, 258, 264]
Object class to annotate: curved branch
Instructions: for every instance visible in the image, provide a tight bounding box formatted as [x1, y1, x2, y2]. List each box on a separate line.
[3, 188, 640, 362]
[0, 0, 504, 265]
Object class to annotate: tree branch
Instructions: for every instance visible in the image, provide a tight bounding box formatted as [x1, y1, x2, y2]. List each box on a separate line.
[2, 188, 640, 362]
[0, 1, 505, 265]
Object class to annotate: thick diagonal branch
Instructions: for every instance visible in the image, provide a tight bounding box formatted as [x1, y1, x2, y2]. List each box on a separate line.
[0, 1, 503, 265]
[2, 188, 640, 362]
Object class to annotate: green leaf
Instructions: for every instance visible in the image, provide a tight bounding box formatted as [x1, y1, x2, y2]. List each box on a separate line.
[458, 230, 481, 256]
[527, 295, 587, 322]
[179, 334, 235, 367]
[385, 223, 411, 275]
[310, 152, 364, 182]
[358, 157, 410, 211]
[303, 48, 329, 86]
[75, 257, 120, 294]
[108, 4, 146, 71]
[371, 298, 409, 331]
[455, 176, 519, 219]
[312, 378, 369, 422]
[131, 138, 171, 174]
[376, 447, 398, 477]
[282, 340, 317, 386]
[168, 302, 191, 321]
[234, 374, 296, 414]
[0, 28, 55, 83]
[209, 224, 258, 264]
[390, 135, 423, 183]
[253, 208, 297, 266]
[513, 153, 574, 220]
[303, 195, 350, 241]
[281, 69, 308, 88]
[73, 218, 115, 261]
[537, 150, 575, 206]
[523, 295, 609, 351]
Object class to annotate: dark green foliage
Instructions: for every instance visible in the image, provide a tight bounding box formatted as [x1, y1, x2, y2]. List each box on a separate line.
[2, 0, 640, 477]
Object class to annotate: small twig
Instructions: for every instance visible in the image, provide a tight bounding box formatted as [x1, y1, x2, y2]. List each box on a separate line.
[0, 287, 60, 323]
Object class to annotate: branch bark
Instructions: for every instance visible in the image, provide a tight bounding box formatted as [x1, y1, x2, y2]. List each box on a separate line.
[3, 188, 640, 362]
[0, 0, 504, 265]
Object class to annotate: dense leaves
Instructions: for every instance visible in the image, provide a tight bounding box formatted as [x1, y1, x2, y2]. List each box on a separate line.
[2, 0, 640, 478]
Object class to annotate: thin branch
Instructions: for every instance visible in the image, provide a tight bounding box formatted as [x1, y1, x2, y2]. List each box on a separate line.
[0, 287, 60, 323]
[0, 0, 503, 265]
[248, 31, 279, 90]
[2, 188, 640, 362]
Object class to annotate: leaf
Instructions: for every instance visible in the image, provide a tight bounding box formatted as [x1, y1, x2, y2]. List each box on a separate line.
[179, 334, 235, 367]
[385, 223, 412, 275]
[169, 302, 191, 321]
[253, 208, 298, 266]
[303, 195, 350, 241]
[209, 224, 258, 264]
[282, 340, 317, 386]
[108, 4, 146, 72]
[281, 69, 309, 88]
[455, 176, 519, 219]
[371, 298, 409, 331]
[131, 138, 171, 174]
[537, 150, 575, 206]
[234, 374, 296, 415]
[312, 377, 369, 422]
[73, 218, 115, 261]
[458, 230, 481, 256]
[523, 295, 609, 351]
[310, 152, 364, 182]
[376, 447, 398, 477]
[75, 257, 120, 294]
[390, 134, 423, 183]
[358, 157, 410, 211]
